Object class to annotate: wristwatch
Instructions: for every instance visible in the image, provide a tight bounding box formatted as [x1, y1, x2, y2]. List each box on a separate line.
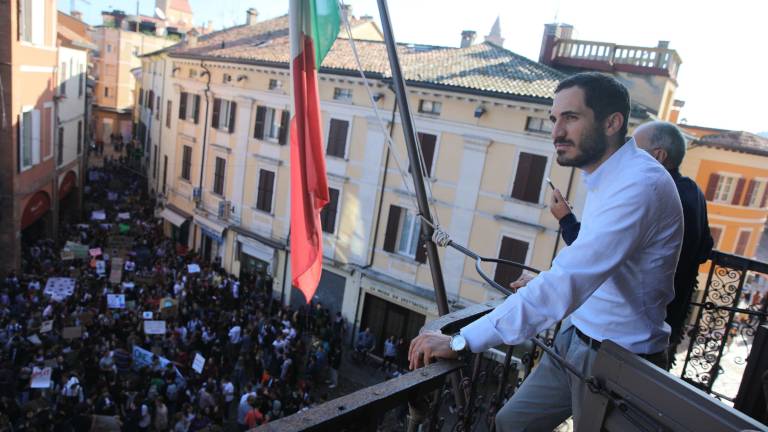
[449, 333, 469, 354]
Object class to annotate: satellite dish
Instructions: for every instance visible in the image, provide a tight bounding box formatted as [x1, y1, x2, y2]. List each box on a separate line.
[155, 7, 166, 20]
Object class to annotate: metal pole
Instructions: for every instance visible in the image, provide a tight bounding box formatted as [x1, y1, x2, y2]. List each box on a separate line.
[375, 0, 450, 317]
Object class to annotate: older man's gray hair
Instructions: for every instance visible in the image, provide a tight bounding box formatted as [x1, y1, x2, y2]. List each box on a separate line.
[648, 121, 686, 169]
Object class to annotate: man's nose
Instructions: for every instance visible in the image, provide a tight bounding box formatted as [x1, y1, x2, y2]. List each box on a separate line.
[551, 120, 566, 141]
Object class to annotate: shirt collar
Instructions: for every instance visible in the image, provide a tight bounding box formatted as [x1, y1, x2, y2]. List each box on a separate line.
[582, 138, 636, 191]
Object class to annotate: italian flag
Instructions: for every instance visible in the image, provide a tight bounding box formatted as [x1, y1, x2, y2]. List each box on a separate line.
[289, 0, 339, 303]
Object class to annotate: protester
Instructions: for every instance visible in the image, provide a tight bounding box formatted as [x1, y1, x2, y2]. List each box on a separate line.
[0, 157, 355, 430]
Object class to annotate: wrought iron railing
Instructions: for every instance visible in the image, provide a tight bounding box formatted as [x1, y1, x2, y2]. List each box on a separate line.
[257, 251, 768, 430]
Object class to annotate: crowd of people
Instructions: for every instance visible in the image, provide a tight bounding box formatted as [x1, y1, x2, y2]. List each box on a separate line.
[0, 157, 368, 431]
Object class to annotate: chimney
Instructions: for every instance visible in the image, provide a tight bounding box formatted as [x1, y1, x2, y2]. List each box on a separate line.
[71, 10, 83, 21]
[186, 29, 199, 47]
[246, 8, 258, 26]
[460, 30, 476, 48]
[669, 99, 685, 124]
[341, 4, 352, 22]
[538, 23, 573, 64]
[657, 40, 670, 49]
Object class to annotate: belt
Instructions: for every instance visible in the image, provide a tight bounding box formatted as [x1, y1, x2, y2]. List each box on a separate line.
[574, 326, 601, 350]
[573, 326, 666, 365]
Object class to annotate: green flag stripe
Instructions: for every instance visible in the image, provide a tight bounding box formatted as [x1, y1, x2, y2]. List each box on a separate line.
[309, 0, 340, 66]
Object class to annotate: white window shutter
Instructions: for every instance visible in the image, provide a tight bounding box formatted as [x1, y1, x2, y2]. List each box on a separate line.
[31, 0, 44, 45]
[31, 109, 40, 164]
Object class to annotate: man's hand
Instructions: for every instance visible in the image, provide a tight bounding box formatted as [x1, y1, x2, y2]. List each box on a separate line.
[549, 188, 572, 221]
[408, 330, 457, 370]
[509, 272, 535, 293]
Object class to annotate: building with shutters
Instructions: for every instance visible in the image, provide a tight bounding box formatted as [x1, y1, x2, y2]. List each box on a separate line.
[1, 0, 62, 274]
[679, 128, 768, 259]
[141, 11, 654, 352]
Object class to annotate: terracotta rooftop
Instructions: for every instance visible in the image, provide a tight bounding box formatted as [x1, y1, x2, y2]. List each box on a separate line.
[166, 15, 565, 102]
[694, 131, 768, 157]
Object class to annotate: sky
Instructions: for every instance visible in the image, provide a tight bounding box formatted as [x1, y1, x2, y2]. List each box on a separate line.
[62, 0, 768, 134]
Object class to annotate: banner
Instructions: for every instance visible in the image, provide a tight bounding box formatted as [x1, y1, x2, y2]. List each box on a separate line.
[131, 346, 185, 382]
[107, 294, 126, 309]
[192, 353, 205, 374]
[30, 367, 52, 388]
[44, 277, 76, 302]
[144, 320, 166, 335]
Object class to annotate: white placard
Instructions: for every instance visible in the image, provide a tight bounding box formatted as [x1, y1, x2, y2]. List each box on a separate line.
[144, 320, 166, 335]
[107, 294, 126, 309]
[187, 263, 201, 274]
[40, 320, 53, 333]
[44, 278, 76, 302]
[27, 334, 42, 345]
[91, 210, 106, 221]
[107, 192, 118, 201]
[95, 260, 106, 276]
[142, 311, 153, 319]
[89, 248, 102, 257]
[30, 367, 52, 388]
[192, 353, 205, 374]
[117, 212, 130, 220]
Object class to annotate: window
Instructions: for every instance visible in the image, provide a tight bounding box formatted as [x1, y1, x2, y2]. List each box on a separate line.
[526, 117, 553, 134]
[320, 188, 340, 233]
[223, 73, 232, 83]
[59, 62, 67, 96]
[189, 69, 197, 78]
[326, 119, 349, 158]
[254, 106, 289, 144]
[418, 100, 442, 115]
[743, 179, 768, 208]
[104, 87, 110, 98]
[382, 205, 426, 263]
[138, 88, 144, 106]
[333, 87, 353, 101]
[408, 132, 437, 177]
[77, 121, 82, 155]
[494, 236, 530, 289]
[148, 90, 155, 111]
[57, 127, 64, 165]
[166, 101, 172, 128]
[20, 0, 44, 44]
[256, 169, 276, 213]
[178, 92, 200, 123]
[181, 146, 192, 180]
[156, 96, 161, 120]
[213, 157, 226, 195]
[162, 156, 168, 195]
[212, 98, 236, 133]
[710, 227, 722, 250]
[706, 173, 744, 204]
[106, 44, 112, 53]
[19, 109, 40, 171]
[511, 152, 548, 203]
[268, 79, 282, 90]
[734, 230, 751, 256]
[78, 64, 84, 96]
[153, 146, 159, 179]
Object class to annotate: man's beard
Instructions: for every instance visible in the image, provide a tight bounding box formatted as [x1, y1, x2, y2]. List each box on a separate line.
[555, 125, 608, 168]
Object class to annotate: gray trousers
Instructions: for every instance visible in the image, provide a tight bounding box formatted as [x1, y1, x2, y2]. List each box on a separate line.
[495, 323, 667, 431]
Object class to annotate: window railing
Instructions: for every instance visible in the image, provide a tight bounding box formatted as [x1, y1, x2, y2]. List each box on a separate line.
[551, 39, 682, 80]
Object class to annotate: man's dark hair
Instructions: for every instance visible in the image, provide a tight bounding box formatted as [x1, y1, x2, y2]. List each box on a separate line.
[555, 72, 631, 140]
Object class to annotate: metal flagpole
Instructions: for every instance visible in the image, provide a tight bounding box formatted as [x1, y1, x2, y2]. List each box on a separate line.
[375, 0, 451, 318]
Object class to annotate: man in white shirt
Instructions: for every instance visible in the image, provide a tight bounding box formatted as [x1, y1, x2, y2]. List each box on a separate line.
[408, 72, 683, 431]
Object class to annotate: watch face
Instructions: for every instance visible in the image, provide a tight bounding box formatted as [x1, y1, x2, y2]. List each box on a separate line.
[451, 334, 466, 352]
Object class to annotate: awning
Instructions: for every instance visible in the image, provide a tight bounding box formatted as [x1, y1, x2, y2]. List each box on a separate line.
[159, 208, 188, 227]
[194, 215, 227, 243]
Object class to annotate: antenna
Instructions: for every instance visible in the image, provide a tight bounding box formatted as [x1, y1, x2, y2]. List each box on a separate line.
[553, 0, 561, 22]
[155, 7, 166, 20]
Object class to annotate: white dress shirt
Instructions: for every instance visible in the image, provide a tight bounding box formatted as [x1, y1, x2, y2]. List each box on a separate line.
[462, 140, 683, 355]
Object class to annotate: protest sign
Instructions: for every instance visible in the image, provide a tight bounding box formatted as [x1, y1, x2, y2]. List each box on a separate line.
[44, 277, 76, 302]
[187, 263, 201, 274]
[131, 346, 185, 382]
[144, 320, 166, 335]
[40, 320, 53, 333]
[119, 224, 130, 234]
[62, 326, 82, 339]
[60, 249, 75, 261]
[110, 257, 123, 284]
[65, 241, 89, 259]
[107, 191, 118, 201]
[192, 353, 205, 374]
[30, 367, 52, 389]
[107, 294, 126, 309]
[27, 334, 42, 345]
[95, 260, 106, 276]
[117, 212, 130, 220]
[142, 311, 153, 320]
[91, 210, 106, 221]
[89, 248, 102, 257]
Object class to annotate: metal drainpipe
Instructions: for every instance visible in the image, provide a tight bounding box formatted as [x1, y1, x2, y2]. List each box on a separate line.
[194, 60, 212, 253]
[155, 57, 167, 194]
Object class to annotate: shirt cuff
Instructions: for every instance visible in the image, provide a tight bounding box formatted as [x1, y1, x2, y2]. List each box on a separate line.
[559, 212, 578, 228]
[460, 315, 503, 353]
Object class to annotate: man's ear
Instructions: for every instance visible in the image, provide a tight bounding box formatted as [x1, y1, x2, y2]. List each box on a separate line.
[603, 112, 624, 137]
[654, 148, 668, 165]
